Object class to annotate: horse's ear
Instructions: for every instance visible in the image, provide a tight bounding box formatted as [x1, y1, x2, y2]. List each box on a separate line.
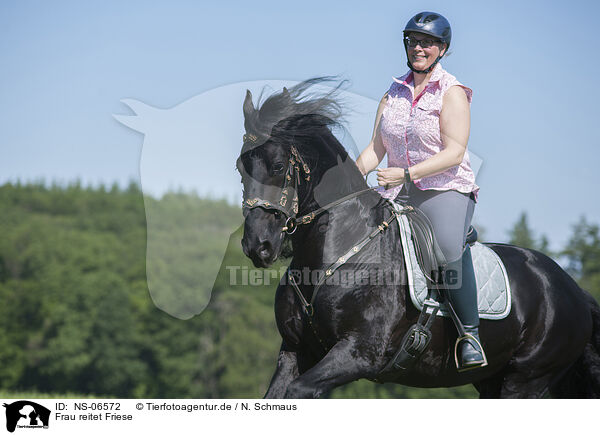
[243, 89, 254, 118]
[113, 98, 157, 133]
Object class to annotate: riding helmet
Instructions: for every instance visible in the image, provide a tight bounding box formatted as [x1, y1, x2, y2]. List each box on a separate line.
[403, 12, 452, 74]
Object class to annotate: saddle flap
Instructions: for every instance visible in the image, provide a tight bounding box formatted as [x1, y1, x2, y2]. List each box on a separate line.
[404, 206, 447, 285]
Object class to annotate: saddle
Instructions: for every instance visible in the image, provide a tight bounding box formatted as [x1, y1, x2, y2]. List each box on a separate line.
[392, 190, 479, 287]
[381, 192, 481, 373]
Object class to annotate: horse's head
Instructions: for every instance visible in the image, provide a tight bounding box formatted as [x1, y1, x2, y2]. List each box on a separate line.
[238, 78, 350, 268]
[237, 132, 299, 267]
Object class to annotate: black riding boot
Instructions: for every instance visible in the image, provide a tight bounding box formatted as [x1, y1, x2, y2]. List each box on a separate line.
[445, 245, 486, 370]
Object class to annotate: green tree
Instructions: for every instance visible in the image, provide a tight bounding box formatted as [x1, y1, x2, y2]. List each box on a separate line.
[507, 211, 553, 257]
[7, 182, 595, 399]
[561, 216, 600, 300]
[508, 212, 536, 248]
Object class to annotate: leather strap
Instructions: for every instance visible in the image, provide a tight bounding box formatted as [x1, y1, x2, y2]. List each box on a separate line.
[308, 208, 400, 308]
[286, 203, 401, 358]
[292, 187, 377, 226]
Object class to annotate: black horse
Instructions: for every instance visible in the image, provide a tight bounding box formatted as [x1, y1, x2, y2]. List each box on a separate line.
[237, 77, 600, 398]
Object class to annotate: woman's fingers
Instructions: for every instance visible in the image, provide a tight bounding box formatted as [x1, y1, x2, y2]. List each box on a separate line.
[377, 168, 403, 189]
[377, 168, 393, 184]
[377, 169, 389, 187]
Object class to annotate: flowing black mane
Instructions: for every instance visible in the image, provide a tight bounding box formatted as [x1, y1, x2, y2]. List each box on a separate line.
[242, 77, 370, 200]
[243, 76, 348, 146]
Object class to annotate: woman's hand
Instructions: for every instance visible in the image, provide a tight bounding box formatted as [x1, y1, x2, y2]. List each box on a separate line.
[377, 167, 405, 189]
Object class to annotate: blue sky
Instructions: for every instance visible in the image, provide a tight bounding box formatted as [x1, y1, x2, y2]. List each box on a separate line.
[1, 0, 599, 250]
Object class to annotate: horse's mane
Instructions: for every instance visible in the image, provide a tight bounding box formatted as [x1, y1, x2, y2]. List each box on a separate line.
[244, 76, 374, 198]
[244, 76, 349, 148]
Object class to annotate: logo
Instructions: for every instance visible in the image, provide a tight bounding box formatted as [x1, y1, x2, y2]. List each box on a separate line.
[3, 401, 50, 433]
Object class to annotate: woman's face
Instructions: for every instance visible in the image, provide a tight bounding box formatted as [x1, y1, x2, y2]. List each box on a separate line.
[405, 32, 447, 71]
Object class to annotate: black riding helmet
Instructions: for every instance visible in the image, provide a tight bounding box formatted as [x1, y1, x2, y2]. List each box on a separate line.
[403, 12, 452, 74]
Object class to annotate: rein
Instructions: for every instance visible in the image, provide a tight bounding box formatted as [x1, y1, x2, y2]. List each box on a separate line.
[283, 186, 381, 233]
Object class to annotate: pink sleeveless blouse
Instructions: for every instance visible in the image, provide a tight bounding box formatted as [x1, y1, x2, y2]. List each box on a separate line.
[375, 63, 479, 202]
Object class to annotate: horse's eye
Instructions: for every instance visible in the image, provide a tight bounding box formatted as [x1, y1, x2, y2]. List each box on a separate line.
[247, 148, 260, 160]
[271, 163, 285, 174]
[273, 210, 282, 219]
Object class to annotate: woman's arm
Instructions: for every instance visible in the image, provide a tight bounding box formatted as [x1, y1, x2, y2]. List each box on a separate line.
[376, 85, 470, 187]
[355, 92, 388, 177]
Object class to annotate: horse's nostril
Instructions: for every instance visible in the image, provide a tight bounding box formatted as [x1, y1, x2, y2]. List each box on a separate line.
[258, 241, 272, 259]
[258, 238, 270, 248]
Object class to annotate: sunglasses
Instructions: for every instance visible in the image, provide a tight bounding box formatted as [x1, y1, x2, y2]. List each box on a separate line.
[404, 36, 441, 49]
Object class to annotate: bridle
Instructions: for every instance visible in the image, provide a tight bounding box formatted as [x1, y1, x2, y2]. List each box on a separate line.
[241, 133, 311, 234]
[240, 133, 378, 234]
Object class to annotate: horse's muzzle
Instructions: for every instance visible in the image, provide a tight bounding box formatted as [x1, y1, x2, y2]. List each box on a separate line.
[242, 236, 278, 268]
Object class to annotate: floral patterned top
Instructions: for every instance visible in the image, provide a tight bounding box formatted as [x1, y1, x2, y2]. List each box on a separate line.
[375, 63, 479, 202]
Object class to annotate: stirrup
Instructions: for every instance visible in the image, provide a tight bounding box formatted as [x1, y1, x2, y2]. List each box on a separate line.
[454, 333, 488, 372]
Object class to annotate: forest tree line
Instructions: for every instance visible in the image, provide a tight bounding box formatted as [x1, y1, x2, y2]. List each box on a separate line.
[0, 181, 598, 398]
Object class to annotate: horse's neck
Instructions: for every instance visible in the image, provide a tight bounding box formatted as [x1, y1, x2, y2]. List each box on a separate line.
[292, 133, 379, 265]
[297, 141, 369, 215]
[294, 186, 381, 270]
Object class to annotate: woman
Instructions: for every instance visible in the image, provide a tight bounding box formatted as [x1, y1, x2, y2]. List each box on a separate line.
[356, 11, 484, 371]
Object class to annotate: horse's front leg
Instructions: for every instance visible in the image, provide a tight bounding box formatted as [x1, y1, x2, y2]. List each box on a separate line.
[284, 337, 375, 399]
[264, 341, 300, 398]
